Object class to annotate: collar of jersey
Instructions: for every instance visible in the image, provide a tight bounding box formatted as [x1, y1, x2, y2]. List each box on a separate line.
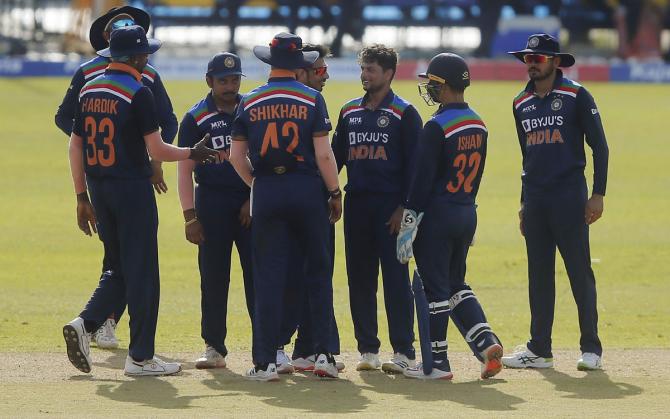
[524, 68, 564, 95]
[106, 62, 142, 82]
[361, 88, 395, 110]
[435, 102, 469, 115]
[206, 92, 242, 115]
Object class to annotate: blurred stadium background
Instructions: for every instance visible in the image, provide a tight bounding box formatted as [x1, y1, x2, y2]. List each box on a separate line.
[2, 0, 670, 81]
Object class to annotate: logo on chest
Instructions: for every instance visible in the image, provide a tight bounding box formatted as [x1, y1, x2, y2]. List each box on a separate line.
[349, 117, 362, 125]
[210, 120, 228, 129]
[377, 115, 390, 128]
[551, 98, 562, 111]
[521, 104, 536, 113]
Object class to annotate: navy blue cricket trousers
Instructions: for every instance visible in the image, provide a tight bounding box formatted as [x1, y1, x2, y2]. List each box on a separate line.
[344, 192, 415, 358]
[413, 201, 476, 302]
[80, 176, 159, 361]
[523, 181, 602, 357]
[279, 220, 341, 358]
[195, 184, 254, 357]
[251, 174, 335, 365]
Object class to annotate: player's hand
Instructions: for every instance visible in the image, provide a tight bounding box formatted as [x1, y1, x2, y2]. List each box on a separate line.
[585, 194, 604, 225]
[150, 160, 168, 194]
[386, 205, 404, 235]
[185, 219, 204, 245]
[189, 133, 218, 164]
[239, 199, 252, 228]
[518, 205, 525, 236]
[396, 209, 423, 264]
[328, 195, 342, 224]
[76, 195, 97, 236]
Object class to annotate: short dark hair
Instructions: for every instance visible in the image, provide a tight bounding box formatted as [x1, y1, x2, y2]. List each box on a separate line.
[358, 44, 398, 76]
[302, 43, 330, 59]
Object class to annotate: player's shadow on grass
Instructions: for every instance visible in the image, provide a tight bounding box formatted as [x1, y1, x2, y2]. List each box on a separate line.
[358, 372, 525, 411]
[538, 369, 643, 400]
[201, 369, 370, 413]
[91, 349, 126, 369]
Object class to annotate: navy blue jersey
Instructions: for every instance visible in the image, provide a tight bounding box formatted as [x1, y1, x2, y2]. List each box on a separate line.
[512, 69, 609, 201]
[406, 103, 488, 211]
[331, 90, 422, 197]
[178, 93, 248, 192]
[232, 77, 332, 176]
[72, 63, 159, 179]
[56, 56, 177, 143]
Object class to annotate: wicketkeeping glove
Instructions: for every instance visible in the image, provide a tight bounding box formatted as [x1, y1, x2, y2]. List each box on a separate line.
[396, 209, 424, 264]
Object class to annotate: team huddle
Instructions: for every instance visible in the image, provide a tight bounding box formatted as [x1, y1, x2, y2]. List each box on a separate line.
[57, 6, 609, 382]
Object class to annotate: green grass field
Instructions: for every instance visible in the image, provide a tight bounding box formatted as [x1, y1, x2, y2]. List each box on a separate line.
[0, 77, 669, 416]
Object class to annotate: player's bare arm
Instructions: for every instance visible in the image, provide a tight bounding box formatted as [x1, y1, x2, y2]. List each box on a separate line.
[68, 133, 97, 236]
[314, 133, 342, 223]
[177, 159, 205, 245]
[229, 137, 254, 187]
[144, 131, 217, 163]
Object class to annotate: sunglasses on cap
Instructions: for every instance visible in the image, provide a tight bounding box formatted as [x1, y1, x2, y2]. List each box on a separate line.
[523, 54, 555, 64]
[312, 65, 328, 76]
[111, 18, 135, 31]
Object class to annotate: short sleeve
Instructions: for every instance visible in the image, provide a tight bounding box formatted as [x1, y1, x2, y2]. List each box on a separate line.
[231, 98, 248, 140]
[177, 112, 200, 148]
[312, 93, 332, 133]
[132, 87, 160, 136]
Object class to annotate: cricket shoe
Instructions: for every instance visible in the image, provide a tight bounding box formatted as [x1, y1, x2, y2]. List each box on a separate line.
[124, 356, 181, 377]
[403, 360, 453, 380]
[313, 354, 338, 379]
[92, 318, 119, 349]
[292, 355, 346, 372]
[195, 345, 226, 369]
[382, 353, 416, 374]
[276, 349, 295, 374]
[63, 317, 92, 373]
[480, 343, 504, 379]
[577, 353, 603, 371]
[356, 352, 381, 371]
[502, 345, 553, 369]
[245, 363, 280, 382]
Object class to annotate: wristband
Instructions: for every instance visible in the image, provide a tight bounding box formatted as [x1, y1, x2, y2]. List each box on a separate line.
[184, 218, 199, 227]
[329, 187, 342, 199]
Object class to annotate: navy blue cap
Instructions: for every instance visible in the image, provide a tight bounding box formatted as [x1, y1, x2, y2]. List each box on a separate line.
[96, 25, 161, 59]
[508, 33, 575, 67]
[253, 32, 318, 69]
[419, 53, 470, 89]
[207, 52, 244, 78]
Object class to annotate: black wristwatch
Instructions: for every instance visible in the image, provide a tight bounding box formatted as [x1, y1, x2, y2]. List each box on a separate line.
[329, 187, 342, 199]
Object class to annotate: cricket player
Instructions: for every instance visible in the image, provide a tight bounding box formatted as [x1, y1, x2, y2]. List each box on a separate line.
[54, 5, 178, 349]
[502, 34, 609, 371]
[62, 26, 217, 376]
[331, 44, 421, 373]
[177, 52, 254, 369]
[396, 53, 504, 380]
[277, 43, 344, 373]
[230, 32, 342, 381]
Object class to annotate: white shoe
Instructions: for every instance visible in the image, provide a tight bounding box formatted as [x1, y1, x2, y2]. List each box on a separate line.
[577, 353, 603, 371]
[124, 356, 181, 376]
[356, 352, 381, 371]
[403, 362, 453, 380]
[291, 355, 316, 371]
[480, 343, 504, 379]
[276, 349, 295, 374]
[382, 353, 415, 374]
[63, 317, 92, 373]
[93, 318, 119, 350]
[245, 363, 280, 382]
[195, 345, 226, 369]
[313, 354, 338, 379]
[292, 355, 345, 372]
[502, 345, 553, 369]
